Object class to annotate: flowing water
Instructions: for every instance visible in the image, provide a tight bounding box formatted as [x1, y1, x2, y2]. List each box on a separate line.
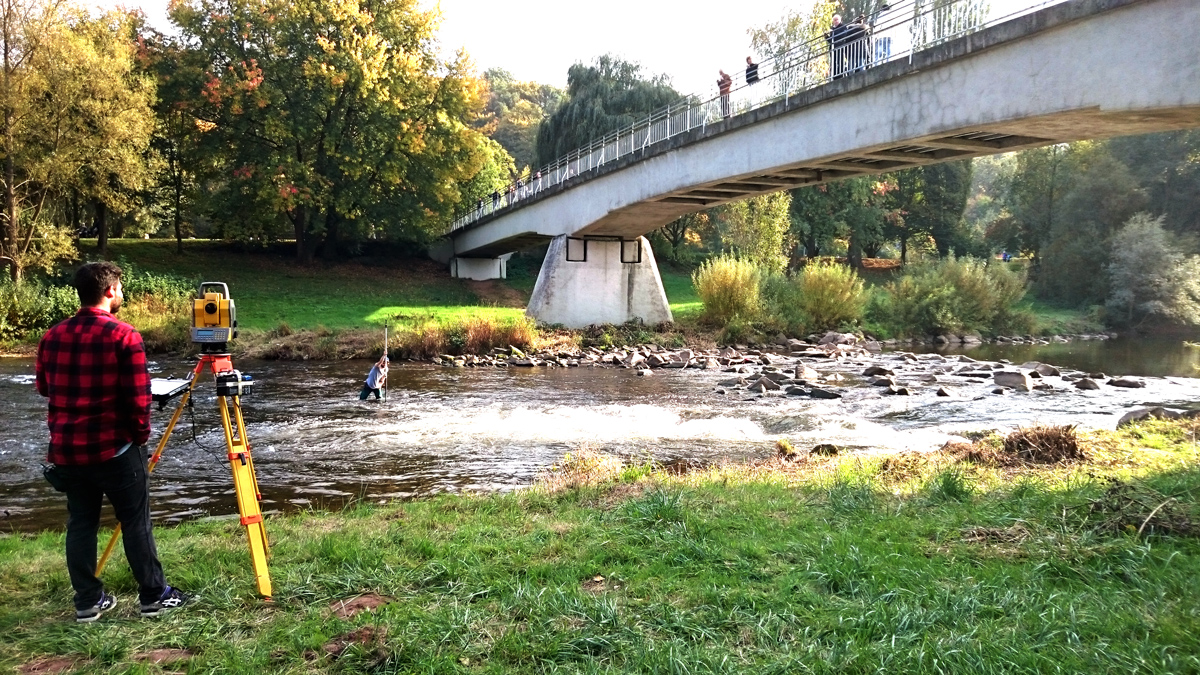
[3, 335, 1199, 532]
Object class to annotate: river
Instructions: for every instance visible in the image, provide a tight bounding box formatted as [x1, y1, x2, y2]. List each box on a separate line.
[3, 335, 1199, 532]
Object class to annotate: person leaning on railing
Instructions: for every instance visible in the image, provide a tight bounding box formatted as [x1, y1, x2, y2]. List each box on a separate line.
[745, 56, 759, 84]
[717, 69, 733, 118]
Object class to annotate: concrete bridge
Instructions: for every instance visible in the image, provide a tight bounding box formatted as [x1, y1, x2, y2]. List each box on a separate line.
[434, 0, 1200, 328]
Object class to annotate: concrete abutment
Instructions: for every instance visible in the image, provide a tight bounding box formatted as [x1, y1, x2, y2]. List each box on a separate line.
[526, 236, 672, 328]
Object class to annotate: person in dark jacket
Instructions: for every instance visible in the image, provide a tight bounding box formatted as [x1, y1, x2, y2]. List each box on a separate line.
[745, 56, 759, 84]
[37, 262, 189, 622]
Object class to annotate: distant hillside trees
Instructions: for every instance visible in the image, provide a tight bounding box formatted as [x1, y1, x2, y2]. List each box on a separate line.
[481, 69, 564, 173]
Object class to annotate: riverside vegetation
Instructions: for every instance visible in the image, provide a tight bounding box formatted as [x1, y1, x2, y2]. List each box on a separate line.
[1, 240, 1098, 360]
[2, 418, 1199, 673]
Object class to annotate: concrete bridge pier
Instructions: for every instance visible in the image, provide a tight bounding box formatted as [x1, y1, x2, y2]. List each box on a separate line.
[449, 255, 511, 281]
[526, 235, 673, 328]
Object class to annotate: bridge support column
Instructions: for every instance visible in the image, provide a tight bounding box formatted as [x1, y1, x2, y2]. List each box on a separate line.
[526, 235, 673, 328]
[450, 254, 510, 280]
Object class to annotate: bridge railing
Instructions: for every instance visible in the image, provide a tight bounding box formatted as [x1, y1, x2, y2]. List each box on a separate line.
[446, 0, 1067, 235]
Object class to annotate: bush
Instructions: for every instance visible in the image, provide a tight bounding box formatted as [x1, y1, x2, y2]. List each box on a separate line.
[796, 259, 866, 331]
[692, 254, 761, 324]
[0, 279, 78, 341]
[875, 256, 1031, 336]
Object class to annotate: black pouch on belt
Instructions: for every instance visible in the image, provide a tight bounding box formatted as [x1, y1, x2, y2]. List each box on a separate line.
[42, 463, 68, 492]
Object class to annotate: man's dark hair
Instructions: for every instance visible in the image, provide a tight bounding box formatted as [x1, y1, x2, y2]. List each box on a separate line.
[74, 262, 123, 306]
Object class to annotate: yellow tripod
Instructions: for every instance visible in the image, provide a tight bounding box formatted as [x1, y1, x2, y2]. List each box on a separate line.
[96, 353, 272, 598]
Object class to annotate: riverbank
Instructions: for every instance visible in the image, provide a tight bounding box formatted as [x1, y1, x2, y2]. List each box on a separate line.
[3, 419, 1198, 673]
[1, 240, 1110, 360]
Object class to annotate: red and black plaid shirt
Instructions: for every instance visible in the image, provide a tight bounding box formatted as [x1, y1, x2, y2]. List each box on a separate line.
[35, 308, 152, 465]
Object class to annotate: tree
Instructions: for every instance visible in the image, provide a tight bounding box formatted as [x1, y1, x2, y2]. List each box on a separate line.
[481, 68, 563, 172]
[658, 210, 710, 262]
[534, 55, 679, 168]
[0, 0, 154, 278]
[714, 192, 792, 273]
[1106, 213, 1200, 326]
[172, 0, 491, 262]
[913, 160, 974, 256]
[137, 26, 214, 253]
[788, 182, 844, 262]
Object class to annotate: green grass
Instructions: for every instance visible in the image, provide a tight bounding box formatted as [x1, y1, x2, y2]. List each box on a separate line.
[1022, 298, 1105, 335]
[4, 421, 1200, 673]
[82, 240, 525, 331]
[660, 264, 702, 321]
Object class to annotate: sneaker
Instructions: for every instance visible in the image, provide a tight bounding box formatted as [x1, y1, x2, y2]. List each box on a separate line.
[76, 592, 117, 623]
[140, 586, 190, 618]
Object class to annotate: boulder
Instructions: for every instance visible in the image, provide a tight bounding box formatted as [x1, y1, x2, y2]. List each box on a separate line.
[703, 359, 721, 370]
[870, 377, 897, 387]
[785, 386, 808, 396]
[808, 387, 842, 399]
[1108, 377, 1146, 389]
[1074, 378, 1101, 390]
[811, 443, 839, 456]
[749, 377, 781, 391]
[1033, 363, 1061, 377]
[796, 365, 821, 381]
[624, 353, 647, 369]
[885, 385, 911, 395]
[993, 371, 1032, 389]
[760, 372, 790, 383]
[718, 377, 748, 387]
[1117, 407, 1181, 428]
[647, 353, 669, 367]
[936, 387, 954, 397]
[636, 369, 653, 377]
[991, 387, 1007, 395]
[919, 374, 940, 384]
[862, 366, 895, 377]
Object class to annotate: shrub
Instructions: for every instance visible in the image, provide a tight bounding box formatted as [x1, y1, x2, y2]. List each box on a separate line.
[876, 256, 1030, 336]
[692, 254, 761, 324]
[796, 259, 866, 331]
[0, 279, 78, 341]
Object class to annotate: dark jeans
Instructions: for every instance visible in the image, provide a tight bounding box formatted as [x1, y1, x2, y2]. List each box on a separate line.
[359, 385, 381, 400]
[58, 445, 165, 609]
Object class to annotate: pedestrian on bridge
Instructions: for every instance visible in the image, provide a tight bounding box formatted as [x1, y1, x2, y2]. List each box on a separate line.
[745, 56, 759, 84]
[717, 69, 733, 118]
[491, 189, 500, 212]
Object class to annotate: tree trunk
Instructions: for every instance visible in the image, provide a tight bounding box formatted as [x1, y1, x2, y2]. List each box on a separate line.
[95, 201, 108, 259]
[173, 162, 184, 254]
[322, 210, 340, 261]
[900, 233, 908, 264]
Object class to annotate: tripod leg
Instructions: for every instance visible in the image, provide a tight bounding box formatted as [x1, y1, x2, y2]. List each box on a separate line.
[219, 395, 272, 598]
[96, 376, 198, 576]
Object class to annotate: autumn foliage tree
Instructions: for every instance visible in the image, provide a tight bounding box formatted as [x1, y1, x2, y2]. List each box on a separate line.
[171, 0, 492, 261]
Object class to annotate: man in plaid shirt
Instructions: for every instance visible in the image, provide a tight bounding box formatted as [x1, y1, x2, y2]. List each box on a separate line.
[37, 262, 189, 622]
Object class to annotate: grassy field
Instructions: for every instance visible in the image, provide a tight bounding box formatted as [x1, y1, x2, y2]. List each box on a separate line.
[4, 420, 1199, 673]
[84, 240, 528, 332]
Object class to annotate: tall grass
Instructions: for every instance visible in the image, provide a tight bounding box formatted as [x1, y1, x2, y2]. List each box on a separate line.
[392, 315, 536, 358]
[795, 258, 866, 331]
[692, 254, 761, 324]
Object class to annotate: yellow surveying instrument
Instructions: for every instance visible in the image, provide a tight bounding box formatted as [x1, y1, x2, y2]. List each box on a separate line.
[96, 282, 272, 599]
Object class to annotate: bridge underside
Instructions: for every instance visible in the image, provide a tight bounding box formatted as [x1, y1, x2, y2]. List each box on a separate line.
[578, 108, 1200, 239]
[440, 0, 1200, 326]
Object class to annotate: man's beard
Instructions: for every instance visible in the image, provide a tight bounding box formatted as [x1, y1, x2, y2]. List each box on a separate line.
[110, 296, 122, 314]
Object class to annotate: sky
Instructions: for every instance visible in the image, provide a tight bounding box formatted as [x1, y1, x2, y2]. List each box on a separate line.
[95, 0, 1040, 98]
